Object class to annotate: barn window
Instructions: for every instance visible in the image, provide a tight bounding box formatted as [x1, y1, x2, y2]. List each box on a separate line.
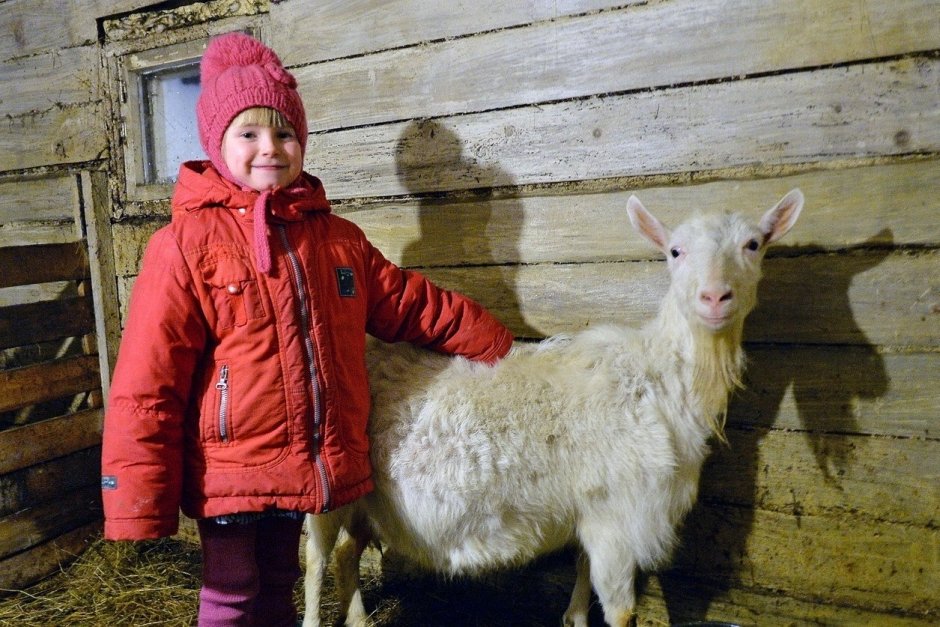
[120, 37, 208, 200]
[138, 61, 202, 184]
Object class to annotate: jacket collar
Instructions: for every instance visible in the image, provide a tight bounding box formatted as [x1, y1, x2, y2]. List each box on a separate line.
[171, 161, 331, 222]
[171, 161, 332, 273]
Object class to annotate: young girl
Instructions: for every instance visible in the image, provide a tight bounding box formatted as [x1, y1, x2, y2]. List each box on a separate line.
[101, 32, 512, 626]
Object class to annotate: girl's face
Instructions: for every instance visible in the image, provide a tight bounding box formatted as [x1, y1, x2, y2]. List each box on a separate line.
[221, 121, 303, 191]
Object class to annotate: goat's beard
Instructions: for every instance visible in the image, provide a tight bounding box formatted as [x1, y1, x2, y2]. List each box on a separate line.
[691, 321, 745, 442]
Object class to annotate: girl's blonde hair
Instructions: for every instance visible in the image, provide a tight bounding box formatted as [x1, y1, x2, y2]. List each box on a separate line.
[230, 107, 294, 130]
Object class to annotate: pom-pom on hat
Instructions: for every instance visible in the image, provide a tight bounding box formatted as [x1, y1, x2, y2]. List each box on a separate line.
[197, 32, 308, 184]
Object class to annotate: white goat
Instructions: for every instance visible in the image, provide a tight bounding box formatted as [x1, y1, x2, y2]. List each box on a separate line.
[303, 190, 804, 627]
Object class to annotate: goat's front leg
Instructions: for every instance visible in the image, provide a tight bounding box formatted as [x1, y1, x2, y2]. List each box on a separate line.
[333, 512, 373, 627]
[579, 520, 638, 627]
[563, 549, 591, 627]
[302, 511, 343, 627]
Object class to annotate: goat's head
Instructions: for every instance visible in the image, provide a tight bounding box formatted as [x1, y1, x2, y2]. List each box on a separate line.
[627, 189, 804, 334]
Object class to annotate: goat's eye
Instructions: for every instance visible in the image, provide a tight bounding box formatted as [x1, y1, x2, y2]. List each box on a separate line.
[745, 239, 760, 252]
[670, 247, 681, 259]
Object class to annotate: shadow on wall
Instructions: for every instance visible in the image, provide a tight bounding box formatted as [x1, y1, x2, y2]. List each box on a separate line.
[394, 120, 542, 339]
[658, 233, 894, 623]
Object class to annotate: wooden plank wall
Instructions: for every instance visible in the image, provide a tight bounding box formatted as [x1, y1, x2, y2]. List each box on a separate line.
[71, 0, 939, 623]
[0, 241, 104, 590]
[0, 0, 153, 591]
[262, 1, 937, 624]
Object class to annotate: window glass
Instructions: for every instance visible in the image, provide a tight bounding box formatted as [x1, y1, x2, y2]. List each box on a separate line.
[139, 61, 202, 184]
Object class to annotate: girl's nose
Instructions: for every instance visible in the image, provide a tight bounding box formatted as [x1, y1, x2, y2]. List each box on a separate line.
[259, 131, 280, 154]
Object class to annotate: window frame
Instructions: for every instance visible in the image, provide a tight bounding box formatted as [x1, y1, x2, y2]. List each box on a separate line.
[119, 37, 210, 202]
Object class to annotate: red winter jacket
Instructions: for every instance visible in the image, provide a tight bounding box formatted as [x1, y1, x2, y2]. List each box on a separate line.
[101, 162, 513, 540]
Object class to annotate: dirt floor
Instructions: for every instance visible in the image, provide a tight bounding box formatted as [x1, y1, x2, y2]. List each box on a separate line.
[0, 534, 622, 626]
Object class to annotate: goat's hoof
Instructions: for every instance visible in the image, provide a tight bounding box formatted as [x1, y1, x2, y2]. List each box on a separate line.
[562, 611, 588, 627]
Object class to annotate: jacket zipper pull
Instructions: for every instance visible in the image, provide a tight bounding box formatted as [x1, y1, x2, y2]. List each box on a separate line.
[216, 365, 230, 441]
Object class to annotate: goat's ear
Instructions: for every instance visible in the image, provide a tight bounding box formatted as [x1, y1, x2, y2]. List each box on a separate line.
[627, 195, 671, 253]
[759, 188, 804, 244]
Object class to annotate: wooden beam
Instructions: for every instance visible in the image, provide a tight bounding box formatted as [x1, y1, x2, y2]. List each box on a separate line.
[702, 428, 939, 527]
[0, 483, 101, 560]
[0, 241, 88, 289]
[0, 101, 108, 172]
[0, 446, 100, 518]
[291, 0, 940, 132]
[418, 250, 939, 348]
[0, 408, 103, 475]
[670, 504, 938, 616]
[80, 171, 121, 405]
[0, 353, 100, 414]
[0, 174, 79, 226]
[111, 160, 939, 277]
[0, 295, 95, 350]
[0, 520, 100, 591]
[308, 57, 940, 199]
[273, 0, 634, 65]
[636, 572, 937, 626]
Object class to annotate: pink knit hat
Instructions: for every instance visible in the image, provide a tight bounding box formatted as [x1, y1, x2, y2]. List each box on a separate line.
[197, 32, 308, 184]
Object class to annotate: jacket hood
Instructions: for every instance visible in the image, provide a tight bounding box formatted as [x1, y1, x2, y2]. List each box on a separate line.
[172, 161, 331, 273]
[172, 160, 331, 220]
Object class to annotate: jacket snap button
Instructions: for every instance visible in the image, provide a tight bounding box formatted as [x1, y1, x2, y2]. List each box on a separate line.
[238, 207, 246, 214]
[227, 283, 240, 294]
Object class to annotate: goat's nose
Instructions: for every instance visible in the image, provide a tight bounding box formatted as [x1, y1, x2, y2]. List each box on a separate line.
[699, 287, 733, 307]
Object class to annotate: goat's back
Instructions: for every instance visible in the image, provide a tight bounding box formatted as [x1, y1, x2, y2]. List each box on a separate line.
[361, 330, 689, 575]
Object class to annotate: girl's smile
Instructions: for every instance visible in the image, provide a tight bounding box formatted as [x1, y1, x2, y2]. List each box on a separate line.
[221, 122, 303, 191]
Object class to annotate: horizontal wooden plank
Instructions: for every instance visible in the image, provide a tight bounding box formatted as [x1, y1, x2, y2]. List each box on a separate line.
[0, 520, 99, 591]
[0, 241, 88, 289]
[308, 57, 940, 199]
[419, 250, 939, 347]
[341, 159, 940, 268]
[0, 100, 108, 172]
[0, 280, 81, 308]
[744, 251, 939, 347]
[0, 354, 100, 414]
[2, 336, 85, 373]
[0, 446, 100, 518]
[0, 221, 78, 248]
[0, 483, 101, 560]
[0, 0, 156, 59]
[671, 505, 938, 615]
[0, 408, 103, 475]
[113, 246, 938, 347]
[637, 573, 937, 626]
[346, 543, 934, 625]
[272, 0, 630, 65]
[296, 0, 940, 132]
[0, 295, 95, 349]
[702, 428, 939, 527]
[112, 160, 940, 277]
[0, 173, 78, 227]
[732, 348, 939, 438]
[0, 46, 99, 118]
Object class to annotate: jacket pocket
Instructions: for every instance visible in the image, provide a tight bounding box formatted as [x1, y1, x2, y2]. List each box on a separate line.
[200, 254, 265, 330]
[203, 363, 234, 444]
[216, 364, 232, 442]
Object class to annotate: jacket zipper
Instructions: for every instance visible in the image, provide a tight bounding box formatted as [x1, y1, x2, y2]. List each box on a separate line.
[276, 224, 331, 512]
[215, 365, 230, 442]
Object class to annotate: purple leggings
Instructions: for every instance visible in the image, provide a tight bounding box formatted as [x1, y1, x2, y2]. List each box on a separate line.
[196, 516, 303, 626]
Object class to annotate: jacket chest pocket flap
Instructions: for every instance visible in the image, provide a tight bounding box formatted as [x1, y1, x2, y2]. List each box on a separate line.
[200, 256, 266, 329]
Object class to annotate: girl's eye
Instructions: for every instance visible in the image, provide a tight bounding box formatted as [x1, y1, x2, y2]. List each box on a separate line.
[239, 132, 256, 140]
[745, 239, 760, 252]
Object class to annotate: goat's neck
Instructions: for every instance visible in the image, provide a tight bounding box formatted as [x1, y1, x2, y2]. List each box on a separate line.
[650, 291, 746, 438]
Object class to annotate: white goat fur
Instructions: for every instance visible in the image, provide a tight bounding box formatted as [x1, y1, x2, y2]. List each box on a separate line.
[303, 190, 804, 627]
